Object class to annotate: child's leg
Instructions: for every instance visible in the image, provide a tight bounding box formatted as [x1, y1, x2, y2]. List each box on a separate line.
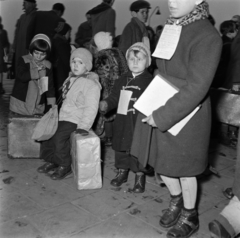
[52, 121, 77, 167]
[111, 151, 130, 187]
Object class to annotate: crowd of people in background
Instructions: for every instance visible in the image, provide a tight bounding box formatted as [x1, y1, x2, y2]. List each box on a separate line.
[0, 0, 240, 237]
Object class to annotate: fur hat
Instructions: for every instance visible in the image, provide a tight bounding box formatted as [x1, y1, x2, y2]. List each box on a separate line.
[55, 22, 71, 36]
[130, 0, 151, 12]
[126, 42, 151, 66]
[94, 31, 112, 51]
[70, 48, 93, 71]
[30, 34, 51, 49]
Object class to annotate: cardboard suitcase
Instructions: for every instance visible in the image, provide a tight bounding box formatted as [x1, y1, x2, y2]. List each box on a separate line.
[8, 112, 41, 159]
[71, 130, 102, 190]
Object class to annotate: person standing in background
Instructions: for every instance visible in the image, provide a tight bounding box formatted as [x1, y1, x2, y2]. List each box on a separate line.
[88, 0, 116, 38]
[12, 0, 37, 74]
[26, 3, 65, 47]
[75, 11, 92, 48]
[0, 16, 10, 94]
[118, 0, 151, 56]
[52, 22, 72, 100]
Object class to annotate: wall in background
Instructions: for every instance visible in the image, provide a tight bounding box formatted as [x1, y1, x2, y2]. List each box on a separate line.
[0, 0, 240, 44]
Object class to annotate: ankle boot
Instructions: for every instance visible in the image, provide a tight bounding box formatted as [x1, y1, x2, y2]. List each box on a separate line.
[132, 173, 146, 193]
[110, 169, 129, 187]
[160, 194, 183, 228]
[167, 208, 199, 238]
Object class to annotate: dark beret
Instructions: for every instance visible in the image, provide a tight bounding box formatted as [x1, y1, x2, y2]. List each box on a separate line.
[130, 0, 151, 12]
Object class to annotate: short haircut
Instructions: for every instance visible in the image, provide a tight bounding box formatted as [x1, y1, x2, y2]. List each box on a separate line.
[220, 20, 236, 35]
[29, 39, 51, 57]
[52, 3, 65, 14]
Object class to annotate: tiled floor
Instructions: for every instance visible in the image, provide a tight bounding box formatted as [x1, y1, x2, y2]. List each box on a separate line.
[0, 79, 238, 238]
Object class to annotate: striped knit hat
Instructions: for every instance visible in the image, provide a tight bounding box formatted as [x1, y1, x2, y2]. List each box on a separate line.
[126, 42, 151, 66]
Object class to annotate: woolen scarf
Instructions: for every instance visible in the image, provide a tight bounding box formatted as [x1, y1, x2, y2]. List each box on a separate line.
[166, 1, 209, 26]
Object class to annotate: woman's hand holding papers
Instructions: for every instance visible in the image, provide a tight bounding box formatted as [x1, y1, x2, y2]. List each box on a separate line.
[142, 114, 157, 127]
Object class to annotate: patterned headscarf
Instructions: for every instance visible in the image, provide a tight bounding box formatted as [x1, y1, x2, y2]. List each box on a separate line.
[166, 1, 209, 26]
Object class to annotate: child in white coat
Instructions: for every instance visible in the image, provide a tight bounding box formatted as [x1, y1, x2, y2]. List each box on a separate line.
[37, 48, 101, 180]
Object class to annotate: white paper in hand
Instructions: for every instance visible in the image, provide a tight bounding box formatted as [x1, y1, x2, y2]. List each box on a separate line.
[133, 74, 200, 136]
[134, 74, 178, 117]
[38, 76, 48, 95]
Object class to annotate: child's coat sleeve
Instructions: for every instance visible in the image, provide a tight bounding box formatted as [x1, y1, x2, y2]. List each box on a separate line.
[77, 81, 101, 131]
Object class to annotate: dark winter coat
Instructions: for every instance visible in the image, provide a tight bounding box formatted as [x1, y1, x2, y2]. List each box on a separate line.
[118, 17, 148, 56]
[75, 21, 92, 47]
[104, 70, 152, 152]
[0, 26, 10, 73]
[26, 10, 63, 46]
[52, 34, 71, 97]
[224, 29, 240, 88]
[88, 2, 116, 37]
[10, 55, 55, 115]
[131, 19, 222, 177]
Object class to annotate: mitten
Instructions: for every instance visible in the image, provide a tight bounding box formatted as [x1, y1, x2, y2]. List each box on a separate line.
[99, 100, 108, 114]
[75, 129, 89, 136]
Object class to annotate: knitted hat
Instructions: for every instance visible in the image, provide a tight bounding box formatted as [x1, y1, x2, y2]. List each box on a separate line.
[30, 34, 51, 49]
[55, 22, 71, 35]
[94, 31, 112, 51]
[70, 48, 93, 71]
[24, 0, 36, 3]
[130, 0, 151, 12]
[126, 42, 151, 66]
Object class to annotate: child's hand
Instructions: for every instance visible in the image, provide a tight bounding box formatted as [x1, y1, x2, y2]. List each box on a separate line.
[75, 129, 89, 136]
[38, 69, 46, 78]
[142, 115, 157, 127]
[99, 101, 108, 114]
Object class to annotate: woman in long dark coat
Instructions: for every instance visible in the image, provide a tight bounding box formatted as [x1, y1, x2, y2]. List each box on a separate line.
[131, 0, 222, 237]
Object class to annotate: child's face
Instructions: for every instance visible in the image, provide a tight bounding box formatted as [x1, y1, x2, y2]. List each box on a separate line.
[32, 50, 47, 62]
[135, 8, 149, 23]
[127, 51, 147, 74]
[71, 57, 87, 76]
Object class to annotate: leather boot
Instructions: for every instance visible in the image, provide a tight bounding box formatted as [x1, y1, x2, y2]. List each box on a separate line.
[132, 173, 146, 193]
[159, 194, 183, 228]
[208, 220, 232, 238]
[110, 169, 129, 187]
[223, 188, 234, 200]
[167, 208, 199, 238]
[50, 166, 72, 180]
[37, 162, 58, 173]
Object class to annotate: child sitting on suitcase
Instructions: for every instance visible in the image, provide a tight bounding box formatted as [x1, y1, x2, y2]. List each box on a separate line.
[37, 48, 101, 180]
[99, 42, 152, 193]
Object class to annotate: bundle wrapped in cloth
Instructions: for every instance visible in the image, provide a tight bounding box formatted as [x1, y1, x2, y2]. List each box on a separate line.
[71, 130, 102, 190]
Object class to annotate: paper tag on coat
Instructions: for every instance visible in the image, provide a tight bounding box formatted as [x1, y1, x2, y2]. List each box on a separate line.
[152, 24, 182, 60]
[117, 90, 133, 115]
[38, 76, 48, 95]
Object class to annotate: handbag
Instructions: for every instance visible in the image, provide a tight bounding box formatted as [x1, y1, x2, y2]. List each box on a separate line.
[210, 88, 240, 127]
[32, 105, 58, 141]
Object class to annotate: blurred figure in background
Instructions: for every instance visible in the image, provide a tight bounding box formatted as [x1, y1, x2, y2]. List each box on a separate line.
[52, 22, 72, 100]
[75, 11, 92, 48]
[88, 0, 116, 38]
[12, 0, 37, 74]
[0, 16, 10, 94]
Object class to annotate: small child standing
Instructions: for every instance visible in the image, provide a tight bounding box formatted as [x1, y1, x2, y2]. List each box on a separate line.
[99, 42, 152, 193]
[37, 48, 101, 180]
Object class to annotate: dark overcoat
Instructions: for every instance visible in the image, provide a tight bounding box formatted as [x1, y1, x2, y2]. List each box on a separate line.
[131, 19, 222, 177]
[105, 70, 152, 152]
